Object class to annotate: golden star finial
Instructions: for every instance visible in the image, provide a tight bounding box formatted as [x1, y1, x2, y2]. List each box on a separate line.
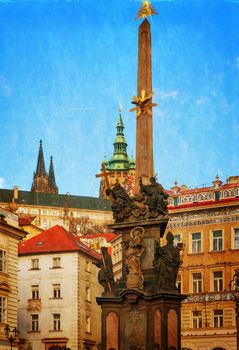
[135, 0, 158, 21]
[130, 89, 158, 118]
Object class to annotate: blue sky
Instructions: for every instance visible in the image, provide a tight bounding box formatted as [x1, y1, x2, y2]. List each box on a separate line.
[0, 0, 238, 197]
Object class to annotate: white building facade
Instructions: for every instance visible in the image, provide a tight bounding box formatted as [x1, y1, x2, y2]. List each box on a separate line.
[18, 226, 102, 350]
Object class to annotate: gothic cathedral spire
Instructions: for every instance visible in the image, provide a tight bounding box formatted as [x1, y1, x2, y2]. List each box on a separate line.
[31, 140, 58, 194]
[36, 140, 47, 176]
[48, 156, 58, 194]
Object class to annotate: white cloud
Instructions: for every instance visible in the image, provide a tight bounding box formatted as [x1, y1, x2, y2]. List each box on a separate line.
[157, 90, 179, 101]
[195, 97, 209, 106]
[0, 177, 5, 188]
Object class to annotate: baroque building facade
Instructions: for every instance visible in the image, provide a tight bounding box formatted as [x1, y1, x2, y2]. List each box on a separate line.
[167, 175, 239, 350]
[97, 106, 136, 198]
[18, 225, 102, 350]
[0, 209, 25, 350]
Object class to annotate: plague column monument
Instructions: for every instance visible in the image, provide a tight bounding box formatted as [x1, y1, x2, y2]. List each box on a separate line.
[97, 1, 186, 349]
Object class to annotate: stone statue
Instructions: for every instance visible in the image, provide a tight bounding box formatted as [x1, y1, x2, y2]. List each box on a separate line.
[153, 231, 180, 291]
[106, 181, 133, 222]
[139, 176, 168, 217]
[94, 247, 115, 294]
[122, 226, 145, 289]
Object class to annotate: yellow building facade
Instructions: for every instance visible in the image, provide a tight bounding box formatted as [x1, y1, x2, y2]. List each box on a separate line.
[0, 209, 25, 350]
[167, 175, 239, 350]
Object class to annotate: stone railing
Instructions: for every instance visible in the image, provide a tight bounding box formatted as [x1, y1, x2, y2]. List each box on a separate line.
[182, 291, 237, 303]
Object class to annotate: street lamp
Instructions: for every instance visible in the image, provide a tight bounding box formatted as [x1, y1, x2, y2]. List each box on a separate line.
[229, 269, 239, 350]
[4, 325, 18, 350]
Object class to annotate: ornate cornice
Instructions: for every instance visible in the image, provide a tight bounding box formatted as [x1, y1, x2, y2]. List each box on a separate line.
[168, 206, 239, 229]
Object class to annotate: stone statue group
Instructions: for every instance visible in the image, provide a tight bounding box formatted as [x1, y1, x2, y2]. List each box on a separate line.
[96, 231, 181, 295]
[106, 176, 168, 222]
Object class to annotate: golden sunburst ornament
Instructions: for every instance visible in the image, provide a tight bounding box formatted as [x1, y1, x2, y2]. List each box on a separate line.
[130, 89, 158, 118]
[135, 0, 158, 20]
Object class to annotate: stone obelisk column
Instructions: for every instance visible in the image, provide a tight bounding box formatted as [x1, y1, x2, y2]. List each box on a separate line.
[135, 18, 154, 192]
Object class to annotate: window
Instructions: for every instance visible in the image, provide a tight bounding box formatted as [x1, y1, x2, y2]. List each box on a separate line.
[86, 286, 91, 302]
[31, 209, 38, 215]
[31, 314, 39, 331]
[192, 273, 202, 293]
[233, 228, 239, 249]
[42, 209, 48, 215]
[31, 285, 39, 299]
[52, 257, 61, 268]
[176, 274, 181, 292]
[42, 219, 48, 229]
[53, 284, 61, 299]
[85, 261, 91, 273]
[53, 313, 61, 331]
[213, 309, 223, 327]
[174, 234, 181, 245]
[192, 310, 202, 328]
[191, 232, 201, 253]
[212, 230, 223, 251]
[215, 191, 220, 201]
[52, 210, 59, 216]
[0, 297, 6, 323]
[31, 259, 39, 269]
[213, 271, 223, 292]
[19, 207, 28, 214]
[0, 250, 7, 272]
[86, 315, 91, 333]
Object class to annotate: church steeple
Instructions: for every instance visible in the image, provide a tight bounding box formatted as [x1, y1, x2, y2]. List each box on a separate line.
[36, 140, 47, 176]
[48, 156, 58, 194]
[108, 105, 131, 170]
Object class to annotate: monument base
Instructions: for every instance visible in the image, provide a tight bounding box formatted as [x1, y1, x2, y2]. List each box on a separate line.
[97, 289, 186, 350]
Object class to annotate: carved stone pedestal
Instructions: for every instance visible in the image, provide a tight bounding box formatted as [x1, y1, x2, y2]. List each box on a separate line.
[97, 289, 186, 350]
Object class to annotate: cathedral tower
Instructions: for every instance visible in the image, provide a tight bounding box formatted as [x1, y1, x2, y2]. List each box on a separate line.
[31, 140, 58, 194]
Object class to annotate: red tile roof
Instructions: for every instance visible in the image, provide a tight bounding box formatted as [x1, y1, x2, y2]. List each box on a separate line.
[18, 225, 101, 260]
[19, 216, 36, 226]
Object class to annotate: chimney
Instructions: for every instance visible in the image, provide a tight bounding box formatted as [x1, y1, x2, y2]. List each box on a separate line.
[13, 186, 19, 201]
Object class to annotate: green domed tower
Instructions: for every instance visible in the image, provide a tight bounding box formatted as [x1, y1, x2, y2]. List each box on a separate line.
[98, 105, 136, 198]
[108, 105, 130, 170]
